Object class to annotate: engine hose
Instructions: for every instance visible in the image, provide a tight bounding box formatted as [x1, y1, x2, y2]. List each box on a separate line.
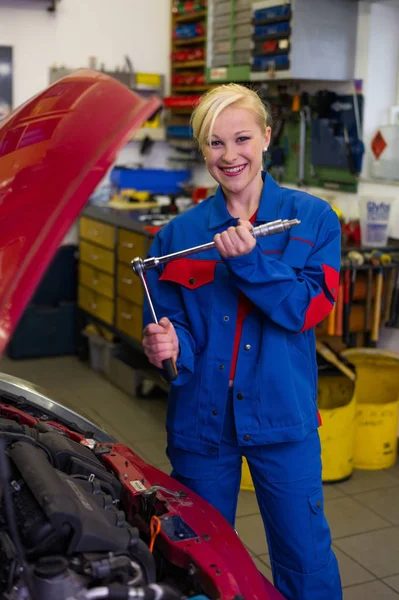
[81, 584, 184, 600]
[0, 433, 56, 466]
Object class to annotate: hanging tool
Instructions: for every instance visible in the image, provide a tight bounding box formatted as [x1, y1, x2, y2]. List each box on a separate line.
[132, 218, 300, 381]
[383, 268, 396, 324]
[342, 266, 351, 345]
[335, 272, 345, 337]
[364, 267, 373, 337]
[387, 268, 399, 328]
[370, 264, 384, 347]
[346, 251, 364, 346]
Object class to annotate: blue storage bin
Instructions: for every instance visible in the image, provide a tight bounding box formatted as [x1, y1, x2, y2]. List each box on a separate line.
[110, 167, 191, 194]
[254, 21, 290, 38]
[252, 54, 290, 70]
[254, 4, 291, 22]
[166, 125, 194, 140]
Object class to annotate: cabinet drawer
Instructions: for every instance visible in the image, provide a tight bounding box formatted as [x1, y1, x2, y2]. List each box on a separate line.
[80, 240, 115, 275]
[80, 217, 115, 250]
[116, 297, 143, 342]
[78, 286, 114, 325]
[117, 264, 143, 305]
[118, 230, 147, 265]
[79, 263, 114, 300]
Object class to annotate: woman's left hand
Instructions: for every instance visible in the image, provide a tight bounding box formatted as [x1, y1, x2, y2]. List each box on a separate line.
[214, 219, 256, 258]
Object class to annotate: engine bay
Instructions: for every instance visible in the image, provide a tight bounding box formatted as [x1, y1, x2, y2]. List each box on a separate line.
[0, 383, 275, 600]
[0, 414, 203, 600]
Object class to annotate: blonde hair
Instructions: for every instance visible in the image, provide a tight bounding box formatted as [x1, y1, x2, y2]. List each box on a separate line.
[191, 83, 269, 149]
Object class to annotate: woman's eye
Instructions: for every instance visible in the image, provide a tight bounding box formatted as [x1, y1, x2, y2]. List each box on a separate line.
[211, 140, 222, 147]
[237, 136, 250, 143]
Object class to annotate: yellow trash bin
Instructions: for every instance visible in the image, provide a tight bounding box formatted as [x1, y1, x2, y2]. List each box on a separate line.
[241, 457, 254, 491]
[342, 348, 399, 470]
[318, 367, 356, 482]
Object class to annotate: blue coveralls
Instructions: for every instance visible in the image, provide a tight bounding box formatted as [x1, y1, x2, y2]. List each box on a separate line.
[144, 173, 342, 599]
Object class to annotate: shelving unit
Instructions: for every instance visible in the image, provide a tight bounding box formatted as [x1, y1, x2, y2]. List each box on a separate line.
[166, 0, 212, 140]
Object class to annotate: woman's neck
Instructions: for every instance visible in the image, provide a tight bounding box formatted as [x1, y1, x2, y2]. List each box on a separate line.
[223, 172, 264, 221]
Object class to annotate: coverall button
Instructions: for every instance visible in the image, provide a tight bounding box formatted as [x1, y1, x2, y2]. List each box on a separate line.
[237, 393, 244, 400]
[210, 447, 216, 453]
[212, 410, 218, 416]
[219, 364, 224, 370]
[316, 500, 322, 508]
[223, 315, 230, 322]
[244, 344, 251, 351]
[189, 278, 196, 285]
[244, 435, 251, 442]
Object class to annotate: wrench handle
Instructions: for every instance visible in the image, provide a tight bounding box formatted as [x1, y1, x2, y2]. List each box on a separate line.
[162, 358, 178, 382]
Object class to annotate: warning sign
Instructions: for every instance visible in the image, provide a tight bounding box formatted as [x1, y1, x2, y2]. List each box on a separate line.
[371, 130, 387, 159]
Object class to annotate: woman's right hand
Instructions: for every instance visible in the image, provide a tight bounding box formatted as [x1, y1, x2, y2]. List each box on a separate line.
[142, 317, 179, 369]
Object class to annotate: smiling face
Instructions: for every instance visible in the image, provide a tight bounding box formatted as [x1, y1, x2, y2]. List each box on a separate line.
[203, 105, 271, 199]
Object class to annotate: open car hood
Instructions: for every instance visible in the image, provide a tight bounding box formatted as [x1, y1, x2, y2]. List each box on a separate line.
[0, 69, 160, 354]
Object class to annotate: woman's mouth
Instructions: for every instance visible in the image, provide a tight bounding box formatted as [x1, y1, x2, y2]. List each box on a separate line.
[219, 164, 247, 177]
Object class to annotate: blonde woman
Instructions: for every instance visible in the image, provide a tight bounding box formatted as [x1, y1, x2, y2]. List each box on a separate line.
[142, 84, 342, 600]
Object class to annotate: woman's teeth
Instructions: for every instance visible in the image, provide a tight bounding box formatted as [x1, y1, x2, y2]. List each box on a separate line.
[221, 165, 246, 174]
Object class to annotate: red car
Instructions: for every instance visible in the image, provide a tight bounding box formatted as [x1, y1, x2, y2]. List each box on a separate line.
[0, 70, 284, 600]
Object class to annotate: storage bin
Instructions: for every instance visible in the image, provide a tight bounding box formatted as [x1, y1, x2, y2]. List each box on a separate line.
[342, 348, 399, 470]
[318, 366, 356, 482]
[7, 303, 77, 359]
[254, 4, 291, 23]
[110, 168, 191, 194]
[253, 21, 290, 39]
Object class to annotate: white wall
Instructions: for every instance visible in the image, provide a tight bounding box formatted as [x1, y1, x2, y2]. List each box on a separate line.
[0, 0, 171, 108]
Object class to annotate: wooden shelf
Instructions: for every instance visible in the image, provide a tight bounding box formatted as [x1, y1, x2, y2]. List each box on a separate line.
[172, 60, 206, 69]
[174, 10, 207, 23]
[173, 36, 206, 47]
[172, 85, 212, 92]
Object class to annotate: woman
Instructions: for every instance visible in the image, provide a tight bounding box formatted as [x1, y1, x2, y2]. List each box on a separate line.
[142, 84, 342, 599]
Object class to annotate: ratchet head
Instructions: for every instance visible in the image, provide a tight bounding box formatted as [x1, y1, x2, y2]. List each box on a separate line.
[131, 257, 145, 278]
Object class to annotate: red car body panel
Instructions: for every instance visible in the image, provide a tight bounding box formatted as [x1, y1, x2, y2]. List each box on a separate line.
[0, 70, 284, 599]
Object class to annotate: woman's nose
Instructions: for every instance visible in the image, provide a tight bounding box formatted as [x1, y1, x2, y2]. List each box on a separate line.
[222, 144, 238, 163]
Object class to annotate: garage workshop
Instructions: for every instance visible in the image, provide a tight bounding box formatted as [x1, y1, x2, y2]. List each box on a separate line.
[0, 1, 399, 599]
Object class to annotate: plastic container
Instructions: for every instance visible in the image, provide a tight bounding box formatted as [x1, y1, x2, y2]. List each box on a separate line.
[318, 367, 356, 482]
[342, 348, 399, 470]
[358, 196, 396, 247]
[110, 168, 191, 194]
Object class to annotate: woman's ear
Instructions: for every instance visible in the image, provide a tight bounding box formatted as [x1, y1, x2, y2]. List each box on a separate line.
[264, 126, 272, 150]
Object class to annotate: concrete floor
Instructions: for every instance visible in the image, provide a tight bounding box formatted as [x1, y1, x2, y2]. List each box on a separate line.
[1, 355, 399, 599]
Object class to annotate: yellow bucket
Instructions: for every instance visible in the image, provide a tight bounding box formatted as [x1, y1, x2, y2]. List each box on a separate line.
[318, 369, 356, 482]
[241, 457, 253, 491]
[342, 349, 399, 470]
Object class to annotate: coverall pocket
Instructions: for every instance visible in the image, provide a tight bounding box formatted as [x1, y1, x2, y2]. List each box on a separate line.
[160, 258, 216, 289]
[308, 489, 331, 563]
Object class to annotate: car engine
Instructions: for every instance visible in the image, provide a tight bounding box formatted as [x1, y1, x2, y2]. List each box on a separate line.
[0, 418, 186, 600]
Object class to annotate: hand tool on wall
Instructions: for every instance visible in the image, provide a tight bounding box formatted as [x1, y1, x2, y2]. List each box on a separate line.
[131, 218, 300, 381]
[370, 263, 384, 347]
[342, 266, 351, 345]
[335, 273, 345, 337]
[387, 268, 399, 328]
[383, 267, 395, 325]
[364, 267, 373, 337]
[346, 251, 364, 346]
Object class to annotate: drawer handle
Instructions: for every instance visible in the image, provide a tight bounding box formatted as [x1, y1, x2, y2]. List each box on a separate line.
[121, 312, 132, 320]
[122, 277, 133, 285]
[88, 229, 99, 236]
[91, 279, 99, 285]
[89, 254, 99, 261]
[122, 242, 134, 249]
[90, 303, 97, 310]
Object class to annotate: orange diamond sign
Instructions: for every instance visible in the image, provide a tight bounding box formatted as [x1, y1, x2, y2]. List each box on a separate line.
[371, 130, 387, 159]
